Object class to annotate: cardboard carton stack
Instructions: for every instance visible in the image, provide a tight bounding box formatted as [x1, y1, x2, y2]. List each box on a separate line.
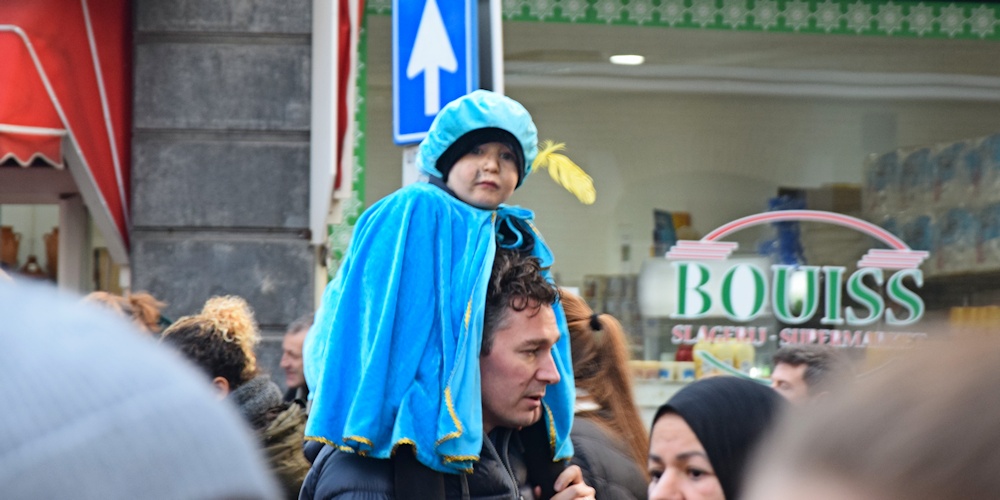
[783, 184, 869, 273]
[581, 274, 642, 349]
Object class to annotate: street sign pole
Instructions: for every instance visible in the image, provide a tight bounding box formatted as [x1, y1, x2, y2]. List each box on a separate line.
[478, 0, 503, 93]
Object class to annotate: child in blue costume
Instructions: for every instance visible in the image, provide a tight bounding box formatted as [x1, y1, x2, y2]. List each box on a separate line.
[304, 90, 594, 474]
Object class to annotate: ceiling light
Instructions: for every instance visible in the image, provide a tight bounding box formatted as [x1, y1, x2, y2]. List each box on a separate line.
[610, 54, 645, 66]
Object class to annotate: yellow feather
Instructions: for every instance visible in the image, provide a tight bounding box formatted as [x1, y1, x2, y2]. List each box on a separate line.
[531, 140, 596, 205]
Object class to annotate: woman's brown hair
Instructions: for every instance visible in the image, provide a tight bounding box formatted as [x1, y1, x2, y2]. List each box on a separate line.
[84, 291, 166, 334]
[561, 290, 649, 472]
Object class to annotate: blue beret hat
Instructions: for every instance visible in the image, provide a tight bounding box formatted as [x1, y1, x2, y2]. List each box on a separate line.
[416, 90, 538, 187]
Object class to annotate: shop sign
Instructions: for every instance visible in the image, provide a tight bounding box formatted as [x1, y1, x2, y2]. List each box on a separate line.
[664, 210, 929, 348]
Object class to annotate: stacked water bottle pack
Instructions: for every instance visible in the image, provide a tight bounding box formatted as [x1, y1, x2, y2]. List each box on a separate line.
[581, 273, 642, 350]
[864, 133, 1000, 276]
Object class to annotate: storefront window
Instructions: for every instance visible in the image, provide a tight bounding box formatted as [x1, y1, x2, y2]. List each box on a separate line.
[359, 4, 1000, 420]
[0, 204, 59, 281]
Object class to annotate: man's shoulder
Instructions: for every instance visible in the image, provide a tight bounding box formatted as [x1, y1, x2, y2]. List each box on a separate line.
[301, 446, 394, 499]
[302, 446, 512, 500]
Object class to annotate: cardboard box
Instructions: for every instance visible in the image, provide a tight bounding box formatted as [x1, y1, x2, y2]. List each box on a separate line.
[779, 184, 862, 214]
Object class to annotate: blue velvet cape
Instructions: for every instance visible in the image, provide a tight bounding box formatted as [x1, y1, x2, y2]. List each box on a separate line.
[303, 182, 575, 473]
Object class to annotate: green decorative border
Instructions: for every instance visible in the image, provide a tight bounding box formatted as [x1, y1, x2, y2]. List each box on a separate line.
[366, 0, 1000, 39]
[327, 15, 369, 280]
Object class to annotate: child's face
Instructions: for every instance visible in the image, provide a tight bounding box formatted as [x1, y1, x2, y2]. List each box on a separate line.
[446, 142, 519, 210]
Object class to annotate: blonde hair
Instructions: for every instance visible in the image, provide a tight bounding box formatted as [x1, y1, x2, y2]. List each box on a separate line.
[160, 296, 260, 386]
[561, 290, 649, 472]
[84, 291, 166, 334]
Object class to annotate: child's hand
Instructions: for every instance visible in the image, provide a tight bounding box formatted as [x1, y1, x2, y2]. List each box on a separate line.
[534, 464, 596, 500]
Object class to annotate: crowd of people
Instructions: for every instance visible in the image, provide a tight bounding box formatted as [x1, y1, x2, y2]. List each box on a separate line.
[5, 90, 1000, 499]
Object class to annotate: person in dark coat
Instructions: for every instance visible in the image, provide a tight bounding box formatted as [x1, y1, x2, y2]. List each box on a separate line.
[303, 90, 594, 478]
[281, 313, 312, 403]
[300, 250, 595, 500]
[561, 291, 648, 499]
[161, 295, 311, 500]
[304, 424, 553, 500]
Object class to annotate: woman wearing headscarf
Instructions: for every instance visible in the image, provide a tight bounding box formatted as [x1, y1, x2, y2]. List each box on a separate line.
[647, 376, 784, 500]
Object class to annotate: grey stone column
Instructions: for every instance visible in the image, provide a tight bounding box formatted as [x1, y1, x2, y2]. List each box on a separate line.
[132, 0, 315, 390]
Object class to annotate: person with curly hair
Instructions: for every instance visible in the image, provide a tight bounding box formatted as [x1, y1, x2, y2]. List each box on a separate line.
[160, 296, 310, 499]
[301, 249, 595, 500]
[304, 90, 595, 478]
[561, 291, 649, 499]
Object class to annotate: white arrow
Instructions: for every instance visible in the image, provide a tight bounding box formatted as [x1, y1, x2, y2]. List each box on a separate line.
[406, 0, 458, 116]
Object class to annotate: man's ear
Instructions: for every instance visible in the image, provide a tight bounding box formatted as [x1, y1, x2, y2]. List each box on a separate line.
[211, 376, 230, 399]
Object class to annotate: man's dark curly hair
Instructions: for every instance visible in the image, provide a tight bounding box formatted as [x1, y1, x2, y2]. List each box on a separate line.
[481, 248, 559, 355]
[772, 344, 852, 395]
[161, 322, 250, 389]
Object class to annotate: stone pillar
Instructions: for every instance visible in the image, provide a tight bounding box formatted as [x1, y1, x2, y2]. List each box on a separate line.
[132, 0, 315, 390]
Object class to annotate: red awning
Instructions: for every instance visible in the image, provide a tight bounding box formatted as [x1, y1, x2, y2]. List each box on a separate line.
[0, 0, 131, 262]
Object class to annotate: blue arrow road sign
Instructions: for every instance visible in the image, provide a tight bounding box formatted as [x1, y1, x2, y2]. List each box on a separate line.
[393, 0, 478, 145]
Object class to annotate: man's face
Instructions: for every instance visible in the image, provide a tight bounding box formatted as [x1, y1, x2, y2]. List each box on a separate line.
[480, 303, 561, 433]
[771, 362, 810, 403]
[280, 330, 307, 389]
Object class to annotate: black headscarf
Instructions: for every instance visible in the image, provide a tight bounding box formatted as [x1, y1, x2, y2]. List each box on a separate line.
[653, 377, 784, 500]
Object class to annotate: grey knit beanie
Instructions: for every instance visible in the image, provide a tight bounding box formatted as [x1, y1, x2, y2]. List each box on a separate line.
[229, 375, 285, 428]
[0, 280, 281, 499]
